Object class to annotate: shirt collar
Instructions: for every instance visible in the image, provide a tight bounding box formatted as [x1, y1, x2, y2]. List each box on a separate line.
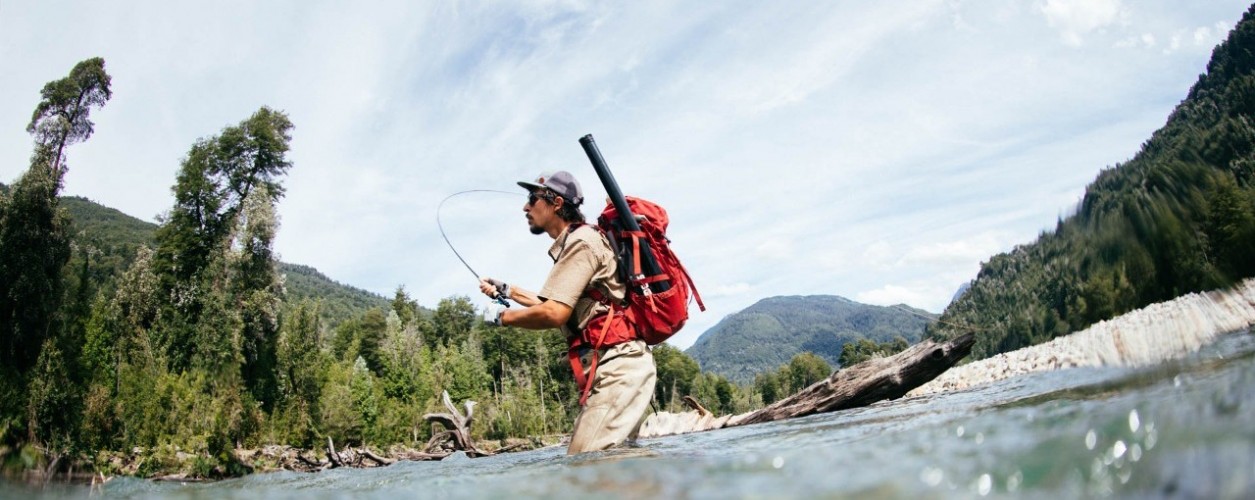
[548, 224, 574, 262]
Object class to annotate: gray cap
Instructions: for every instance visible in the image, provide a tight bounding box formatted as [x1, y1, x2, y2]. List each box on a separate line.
[517, 170, 584, 206]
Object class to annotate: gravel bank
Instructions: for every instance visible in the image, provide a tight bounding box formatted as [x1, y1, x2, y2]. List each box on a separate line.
[907, 278, 1255, 397]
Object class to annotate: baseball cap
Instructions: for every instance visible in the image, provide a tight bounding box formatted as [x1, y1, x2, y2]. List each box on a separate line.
[517, 170, 584, 206]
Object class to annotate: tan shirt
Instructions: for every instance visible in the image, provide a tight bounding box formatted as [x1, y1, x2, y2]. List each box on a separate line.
[539, 224, 626, 338]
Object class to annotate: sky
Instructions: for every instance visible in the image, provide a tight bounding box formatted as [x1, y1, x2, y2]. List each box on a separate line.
[1, 1, 1249, 350]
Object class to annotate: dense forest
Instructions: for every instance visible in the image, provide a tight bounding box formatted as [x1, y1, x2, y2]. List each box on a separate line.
[59, 196, 393, 328]
[0, 57, 830, 478]
[930, 6, 1255, 358]
[687, 295, 931, 383]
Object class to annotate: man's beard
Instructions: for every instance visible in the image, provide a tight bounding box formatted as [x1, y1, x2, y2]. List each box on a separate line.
[529, 225, 545, 235]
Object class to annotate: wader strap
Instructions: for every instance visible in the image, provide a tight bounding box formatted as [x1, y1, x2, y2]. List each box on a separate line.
[568, 304, 616, 407]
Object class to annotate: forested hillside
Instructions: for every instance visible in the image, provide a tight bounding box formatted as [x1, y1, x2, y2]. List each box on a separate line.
[687, 295, 933, 383]
[60, 194, 390, 326]
[931, 6, 1255, 359]
[279, 263, 392, 325]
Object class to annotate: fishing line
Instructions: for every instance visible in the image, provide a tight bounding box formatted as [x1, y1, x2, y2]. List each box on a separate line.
[437, 189, 523, 306]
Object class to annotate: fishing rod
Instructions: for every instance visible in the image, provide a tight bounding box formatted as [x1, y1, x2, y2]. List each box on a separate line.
[436, 189, 521, 307]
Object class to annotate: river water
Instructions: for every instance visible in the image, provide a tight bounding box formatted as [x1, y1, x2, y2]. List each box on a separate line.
[10, 329, 1255, 499]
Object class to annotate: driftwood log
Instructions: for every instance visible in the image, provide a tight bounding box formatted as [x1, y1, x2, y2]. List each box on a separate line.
[423, 390, 493, 457]
[639, 333, 975, 438]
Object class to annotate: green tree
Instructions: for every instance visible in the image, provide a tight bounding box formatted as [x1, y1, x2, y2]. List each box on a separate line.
[349, 357, 379, 445]
[391, 286, 420, 327]
[82, 246, 161, 389]
[783, 352, 831, 394]
[0, 165, 73, 376]
[25, 57, 112, 176]
[753, 371, 782, 405]
[838, 337, 909, 368]
[1, 58, 111, 447]
[431, 296, 476, 348]
[274, 301, 325, 447]
[231, 186, 283, 410]
[1204, 174, 1255, 279]
[432, 334, 491, 403]
[379, 309, 432, 404]
[356, 308, 387, 375]
[319, 360, 363, 446]
[653, 344, 700, 410]
[689, 372, 741, 415]
[151, 107, 293, 370]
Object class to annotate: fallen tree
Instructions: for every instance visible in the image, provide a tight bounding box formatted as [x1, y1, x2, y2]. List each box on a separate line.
[639, 333, 976, 438]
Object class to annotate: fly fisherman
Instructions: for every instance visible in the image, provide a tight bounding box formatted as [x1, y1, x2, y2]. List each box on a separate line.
[479, 170, 657, 455]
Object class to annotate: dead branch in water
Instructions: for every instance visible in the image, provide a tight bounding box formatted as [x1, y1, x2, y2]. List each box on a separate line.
[423, 390, 494, 457]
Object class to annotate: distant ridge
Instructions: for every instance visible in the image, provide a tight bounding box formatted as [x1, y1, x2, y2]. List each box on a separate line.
[686, 295, 935, 383]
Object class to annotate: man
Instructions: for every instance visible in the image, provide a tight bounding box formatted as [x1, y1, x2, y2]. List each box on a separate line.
[479, 170, 657, 455]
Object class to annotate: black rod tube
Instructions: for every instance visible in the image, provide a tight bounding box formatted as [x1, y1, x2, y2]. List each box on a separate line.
[579, 134, 668, 291]
[579, 135, 638, 233]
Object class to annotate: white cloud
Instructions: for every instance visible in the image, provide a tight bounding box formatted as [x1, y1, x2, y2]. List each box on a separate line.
[899, 235, 1007, 268]
[1195, 26, 1213, 45]
[856, 283, 955, 313]
[1038, 0, 1125, 46]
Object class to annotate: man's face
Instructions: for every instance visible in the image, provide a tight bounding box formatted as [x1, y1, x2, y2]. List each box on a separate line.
[524, 189, 557, 235]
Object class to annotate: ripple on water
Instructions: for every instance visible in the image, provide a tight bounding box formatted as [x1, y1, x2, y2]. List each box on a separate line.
[11, 331, 1254, 499]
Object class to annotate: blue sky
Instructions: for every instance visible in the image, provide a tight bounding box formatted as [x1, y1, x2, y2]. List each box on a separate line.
[1, 1, 1249, 349]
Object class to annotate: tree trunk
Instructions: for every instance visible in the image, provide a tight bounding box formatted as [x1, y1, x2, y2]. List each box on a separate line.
[736, 333, 975, 425]
[639, 334, 975, 438]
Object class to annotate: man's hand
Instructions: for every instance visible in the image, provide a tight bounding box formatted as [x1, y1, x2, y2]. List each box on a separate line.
[480, 278, 510, 301]
[482, 305, 504, 327]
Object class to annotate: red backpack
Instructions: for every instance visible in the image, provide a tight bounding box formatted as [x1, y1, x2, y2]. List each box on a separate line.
[569, 196, 705, 405]
[596, 196, 704, 342]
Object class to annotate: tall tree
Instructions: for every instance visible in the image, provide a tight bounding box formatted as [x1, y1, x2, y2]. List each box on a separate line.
[0, 57, 111, 450]
[152, 107, 293, 370]
[25, 57, 112, 177]
[0, 57, 111, 376]
[391, 286, 419, 327]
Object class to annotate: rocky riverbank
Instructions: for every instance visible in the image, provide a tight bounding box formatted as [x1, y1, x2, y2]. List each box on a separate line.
[908, 278, 1255, 397]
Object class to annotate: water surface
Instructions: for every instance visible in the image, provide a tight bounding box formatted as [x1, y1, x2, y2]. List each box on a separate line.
[9, 330, 1255, 498]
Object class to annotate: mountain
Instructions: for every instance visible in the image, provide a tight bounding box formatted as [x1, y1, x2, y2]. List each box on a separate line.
[932, 6, 1255, 360]
[59, 195, 389, 326]
[950, 282, 971, 304]
[685, 295, 935, 383]
[278, 262, 391, 325]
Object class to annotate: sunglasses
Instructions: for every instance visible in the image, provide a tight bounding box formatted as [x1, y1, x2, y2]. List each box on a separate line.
[527, 191, 556, 206]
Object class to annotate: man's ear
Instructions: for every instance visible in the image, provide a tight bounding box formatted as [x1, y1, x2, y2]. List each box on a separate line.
[553, 196, 564, 210]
